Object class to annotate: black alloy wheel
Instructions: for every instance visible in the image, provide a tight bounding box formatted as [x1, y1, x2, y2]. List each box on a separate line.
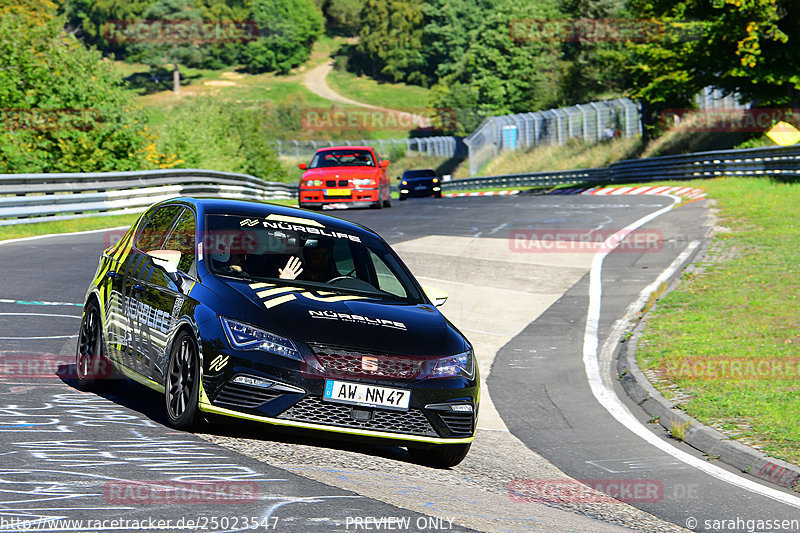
[165, 331, 200, 429]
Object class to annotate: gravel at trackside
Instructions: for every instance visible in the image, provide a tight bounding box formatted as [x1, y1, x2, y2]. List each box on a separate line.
[199, 427, 687, 532]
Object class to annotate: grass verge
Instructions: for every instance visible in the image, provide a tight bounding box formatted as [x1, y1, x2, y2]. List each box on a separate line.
[0, 213, 141, 242]
[635, 176, 800, 464]
[326, 68, 431, 110]
[0, 199, 300, 242]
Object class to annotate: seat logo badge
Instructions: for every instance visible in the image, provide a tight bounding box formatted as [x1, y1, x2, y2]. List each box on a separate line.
[362, 356, 378, 372]
[209, 354, 229, 372]
[239, 219, 259, 227]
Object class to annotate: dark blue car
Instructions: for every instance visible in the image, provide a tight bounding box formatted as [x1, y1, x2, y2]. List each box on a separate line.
[398, 169, 443, 200]
[77, 197, 477, 467]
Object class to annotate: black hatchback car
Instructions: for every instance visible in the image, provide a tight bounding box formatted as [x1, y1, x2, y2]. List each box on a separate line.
[77, 198, 478, 467]
[398, 169, 443, 200]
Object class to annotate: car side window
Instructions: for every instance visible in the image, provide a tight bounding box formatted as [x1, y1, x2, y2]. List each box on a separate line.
[163, 208, 197, 275]
[135, 205, 182, 252]
[367, 249, 407, 298]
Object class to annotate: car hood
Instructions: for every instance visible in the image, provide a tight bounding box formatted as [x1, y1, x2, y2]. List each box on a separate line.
[302, 167, 380, 180]
[203, 276, 467, 357]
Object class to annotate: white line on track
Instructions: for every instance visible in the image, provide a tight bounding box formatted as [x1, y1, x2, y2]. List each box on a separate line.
[0, 226, 130, 247]
[582, 196, 800, 509]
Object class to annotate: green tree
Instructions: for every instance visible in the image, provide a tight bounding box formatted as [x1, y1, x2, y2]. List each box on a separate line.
[62, 0, 152, 56]
[0, 2, 155, 173]
[626, 0, 799, 139]
[322, 0, 365, 36]
[125, 0, 206, 94]
[419, 0, 499, 85]
[429, 0, 565, 133]
[242, 0, 324, 74]
[351, 0, 425, 83]
[558, 0, 630, 104]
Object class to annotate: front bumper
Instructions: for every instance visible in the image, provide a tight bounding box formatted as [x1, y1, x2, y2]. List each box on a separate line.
[198, 342, 479, 445]
[300, 187, 380, 205]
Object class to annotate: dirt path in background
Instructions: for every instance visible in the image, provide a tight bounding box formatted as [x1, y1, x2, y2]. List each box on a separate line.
[303, 61, 431, 128]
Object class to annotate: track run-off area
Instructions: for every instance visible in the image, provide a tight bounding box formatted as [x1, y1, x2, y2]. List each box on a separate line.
[0, 192, 798, 533]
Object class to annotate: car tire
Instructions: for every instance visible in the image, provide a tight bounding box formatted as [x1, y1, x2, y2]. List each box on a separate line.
[165, 330, 201, 430]
[371, 199, 383, 209]
[383, 196, 392, 208]
[408, 443, 471, 468]
[76, 300, 116, 390]
[434, 192, 443, 198]
[399, 195, 407, 201]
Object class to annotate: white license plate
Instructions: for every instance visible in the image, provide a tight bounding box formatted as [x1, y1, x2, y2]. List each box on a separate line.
[323, 379, 410, 410]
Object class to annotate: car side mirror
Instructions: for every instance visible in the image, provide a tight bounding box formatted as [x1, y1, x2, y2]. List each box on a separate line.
[299, 163, 307, 170]
[148, 249, 180, 273]
[423, 286, 448, 307]
[379, 160, 389, 168]
[147, 249, 183, 287]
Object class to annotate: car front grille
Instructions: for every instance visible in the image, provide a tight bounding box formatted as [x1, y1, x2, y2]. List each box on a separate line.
[311, 345, 426, 380]
[437, 411, 475, 435]
[278, 396, 438, 437]
[213, 382, 284, 409]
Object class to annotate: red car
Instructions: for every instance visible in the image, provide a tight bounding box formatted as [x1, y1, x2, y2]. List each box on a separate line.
[298, 146, 392, 210]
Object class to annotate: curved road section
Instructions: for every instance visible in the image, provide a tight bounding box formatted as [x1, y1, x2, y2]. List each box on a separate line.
[0, 194, 797, 532]
[303, 61, 431, 129]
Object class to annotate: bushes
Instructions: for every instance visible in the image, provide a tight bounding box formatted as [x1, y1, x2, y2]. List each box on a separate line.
[154, 98, 288, 182]
[0, 3, 157, 173]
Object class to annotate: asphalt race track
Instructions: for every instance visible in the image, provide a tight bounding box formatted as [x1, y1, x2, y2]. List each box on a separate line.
[1, 193, 799, 532]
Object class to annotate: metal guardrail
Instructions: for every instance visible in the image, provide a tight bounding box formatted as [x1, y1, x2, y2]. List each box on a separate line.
[0, 169, 297, 225]
[3, 144, 797, 226]
[442, 144, 800, 192]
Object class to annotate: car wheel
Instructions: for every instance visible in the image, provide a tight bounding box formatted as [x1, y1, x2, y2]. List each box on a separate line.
[408, 443, 471, 468]
[383, 196, 392, 208]
[371, 198, 383, 209]
[399, 195, 407, 201]
[76, 300, 114, 389]
[165, 331, 201, 430]
[435, 192, 443, 198]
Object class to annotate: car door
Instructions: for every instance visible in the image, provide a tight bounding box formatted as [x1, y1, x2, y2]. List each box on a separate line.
[101, 221, 143, 366]
[136, 206, 197, 384]
[122, 204, 183, 375]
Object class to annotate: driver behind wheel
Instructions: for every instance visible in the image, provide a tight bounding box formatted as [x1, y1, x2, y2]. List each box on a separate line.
[278, 239, 339, 282]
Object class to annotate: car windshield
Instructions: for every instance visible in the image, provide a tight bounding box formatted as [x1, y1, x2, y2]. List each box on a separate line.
[309, 149, 375, 168]
[203, 214, 423, 303]
[403, 169, 436, 179]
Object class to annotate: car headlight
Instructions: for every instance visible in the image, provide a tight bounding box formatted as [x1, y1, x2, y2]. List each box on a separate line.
[430, 349, 475, 379]
[351, 178, 374, 187]
[305, 180, 323, 187]
[220, 317, 301, 361]
[401, 180, 407, 185]
[432, 178, 439, 183]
